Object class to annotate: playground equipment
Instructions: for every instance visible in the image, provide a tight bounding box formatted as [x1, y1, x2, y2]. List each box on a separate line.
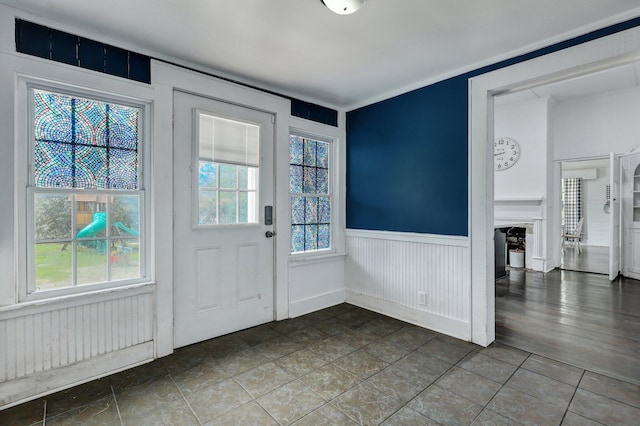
[76, 212, 139, 261]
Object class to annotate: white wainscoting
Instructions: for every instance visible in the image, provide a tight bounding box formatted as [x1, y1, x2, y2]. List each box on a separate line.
[345, 229, 471, 340]
[288, 253, 346, 318]
[0, 284, 155, 408]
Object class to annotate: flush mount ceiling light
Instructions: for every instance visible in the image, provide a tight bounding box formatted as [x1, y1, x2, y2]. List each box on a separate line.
[322, 0, 367, 15]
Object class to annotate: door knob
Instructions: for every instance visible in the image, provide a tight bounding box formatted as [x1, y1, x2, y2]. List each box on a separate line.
[265, 231, 276, 238]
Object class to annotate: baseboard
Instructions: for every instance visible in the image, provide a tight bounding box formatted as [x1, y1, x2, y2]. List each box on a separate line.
[289, 289, 346, 318]
[0, 341, 154, 409]
[346, 291, 472, 342]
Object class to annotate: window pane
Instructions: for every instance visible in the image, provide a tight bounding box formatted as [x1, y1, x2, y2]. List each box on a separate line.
[303, 139, 316, 166]
[198, 191, 217, 225]
[238, 192, 249, 223]
[35, 141, 74, 188]
[199, 162, 218, 188]
[34, 90, 73, 143]
[290, 136, 303, 165]
[74, 145, 107, 189]
[247, 191, 257, 223]
[219, 164, 238, 189]
[247, 167, 258, 191]
[318, 224, 330, 250]
[76, 209, 107, 239]
[108, 104, 139, 149]
[305, 197, 318, 224]
[110, 238, 140, 281]
[110, 195, 140, 237]
[305, 225, 318, 251]
[319, 197, 331, 224]
[290, 165, 303, 193]
[317, 142, 329, 168]
[238, 166, 249, 190]
[108, 148, 138, 190]
[35, 193, 72, 241]
[219, 192, 237, 224]
[303, 167, 316, 193]
[317, 168, 328, 194]
[35, 242, 72, 291]
[291, 196, 305, 224]
[33, 89, 139, 190]
[292, 225, 305, 253]
[74, 99, 107, 146]
[77, 242, 108, 285]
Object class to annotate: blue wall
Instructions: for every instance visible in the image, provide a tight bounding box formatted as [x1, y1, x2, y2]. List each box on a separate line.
[346, 17, 640, 236]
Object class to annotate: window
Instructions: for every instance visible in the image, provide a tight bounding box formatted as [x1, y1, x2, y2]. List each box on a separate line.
[289, 135, 331, 253]
[196, 112, 259, 226]
[28, 88, 145, 294]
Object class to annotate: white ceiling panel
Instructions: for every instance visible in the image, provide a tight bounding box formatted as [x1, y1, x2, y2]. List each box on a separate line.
[2, 0, 640, 108]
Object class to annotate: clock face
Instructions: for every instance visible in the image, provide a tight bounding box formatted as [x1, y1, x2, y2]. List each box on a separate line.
[494, 137, 520, 171]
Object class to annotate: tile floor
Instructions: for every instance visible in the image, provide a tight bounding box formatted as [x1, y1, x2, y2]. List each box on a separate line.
[1, 303, 639, 425]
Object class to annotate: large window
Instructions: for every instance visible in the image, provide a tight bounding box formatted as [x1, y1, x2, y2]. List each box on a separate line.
[28, 88, 145, 294]
[289, 135, 331, 253]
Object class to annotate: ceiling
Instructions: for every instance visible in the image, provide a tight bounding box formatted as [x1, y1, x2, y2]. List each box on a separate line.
[2, 0, 640, 109]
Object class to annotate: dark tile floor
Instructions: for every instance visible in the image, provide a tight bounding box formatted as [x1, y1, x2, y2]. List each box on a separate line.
[1, 303, 639, 425]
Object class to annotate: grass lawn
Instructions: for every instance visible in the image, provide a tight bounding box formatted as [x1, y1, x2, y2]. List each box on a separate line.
[35, 242, 139, 291]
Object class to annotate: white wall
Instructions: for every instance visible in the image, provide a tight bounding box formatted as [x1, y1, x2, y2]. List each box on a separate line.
[554, 87, 640, 161]
[494, 97, 550, 199]
[562, 159, 610, 246]
[345, 230, 471, 341]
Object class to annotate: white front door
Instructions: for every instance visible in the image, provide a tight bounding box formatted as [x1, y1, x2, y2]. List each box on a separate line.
[609, 152, 621, 281]
[173, 91, 275, 348]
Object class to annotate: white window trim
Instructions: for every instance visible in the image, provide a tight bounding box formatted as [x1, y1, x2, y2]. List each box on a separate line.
[16, 75, 152, 302]
[289, 126, 339, 258]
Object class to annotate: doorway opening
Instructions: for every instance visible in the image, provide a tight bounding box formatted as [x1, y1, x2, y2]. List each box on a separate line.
[559, 158, 610, 274]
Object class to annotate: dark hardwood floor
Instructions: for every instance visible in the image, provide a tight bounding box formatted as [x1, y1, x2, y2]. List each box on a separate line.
[496, 268, 640, 386]
[561, 245, 608, 274]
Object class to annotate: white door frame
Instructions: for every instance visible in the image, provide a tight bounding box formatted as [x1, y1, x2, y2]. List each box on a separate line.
[151, 61, 292, 356]
[469, 27, 640, 346]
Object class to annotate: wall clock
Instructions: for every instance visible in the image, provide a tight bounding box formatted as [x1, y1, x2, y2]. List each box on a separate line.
[494, 137, 521, 171]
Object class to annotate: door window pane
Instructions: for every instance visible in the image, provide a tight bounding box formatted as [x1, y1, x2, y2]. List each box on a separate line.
[198, 190, 217, 225]
[219, 191, 237, 224]
[220, 164, 238, 189]
[196, 160, 258, 226]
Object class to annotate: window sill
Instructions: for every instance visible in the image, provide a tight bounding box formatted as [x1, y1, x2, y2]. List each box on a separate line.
[2, 282, 155, 318]
[289, 251, 347, 266]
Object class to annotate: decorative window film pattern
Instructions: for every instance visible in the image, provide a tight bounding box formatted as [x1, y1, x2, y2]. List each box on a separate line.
[562, 177, 582, 236]
[34, 89, 139, 190]
[290, 135, 330, 252]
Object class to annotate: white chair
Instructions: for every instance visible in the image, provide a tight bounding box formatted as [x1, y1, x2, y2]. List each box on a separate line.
[562, 217, 585, 254]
